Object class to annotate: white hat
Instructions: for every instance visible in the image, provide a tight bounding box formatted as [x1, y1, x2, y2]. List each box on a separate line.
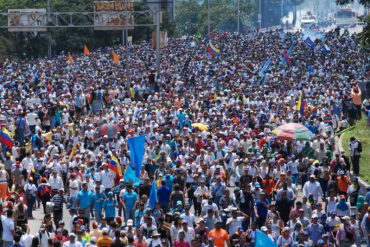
[127, 219, 133, 226]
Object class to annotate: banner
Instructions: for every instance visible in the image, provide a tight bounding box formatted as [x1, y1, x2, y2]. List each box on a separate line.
[128, 135, 146, 177]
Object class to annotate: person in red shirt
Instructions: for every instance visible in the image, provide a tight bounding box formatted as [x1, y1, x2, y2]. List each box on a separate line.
[194, 136, 205, 155]
[53, 228, 67, 244]
[174, 231, 191, 247]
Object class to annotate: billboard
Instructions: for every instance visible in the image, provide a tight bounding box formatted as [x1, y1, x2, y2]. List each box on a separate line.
[8, 9, 47, 32]
[152, 31, 168, 49]
[94, 1, 134, 30]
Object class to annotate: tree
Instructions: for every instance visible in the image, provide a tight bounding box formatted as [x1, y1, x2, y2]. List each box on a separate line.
[336, 0, 370, 51]
[175, 0, 255, 36]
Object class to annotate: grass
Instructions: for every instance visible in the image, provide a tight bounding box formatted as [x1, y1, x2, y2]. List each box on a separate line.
[341, 116, 370, 183]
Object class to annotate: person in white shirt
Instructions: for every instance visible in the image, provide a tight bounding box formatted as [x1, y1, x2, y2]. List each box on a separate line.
[302, 175, 324, 202]
[63, 233, 83, 247]
[100, 165, 114, 194]
[49, 170, 64, 191]
[26, 110, 38, 134]
[20, 225, 34, 247]
[1, 209, 15, 247]
[69, 174, 80, 211]
[178, 220, 195, 243]
[180, 205, 196, 227]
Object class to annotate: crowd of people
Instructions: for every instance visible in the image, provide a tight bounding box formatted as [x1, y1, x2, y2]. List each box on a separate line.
[0, 27, 369, 247]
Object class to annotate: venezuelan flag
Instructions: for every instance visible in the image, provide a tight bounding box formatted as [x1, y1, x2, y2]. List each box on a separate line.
[207, 41, 221, 56]
[68, 53, 73, 64]
[38, 184, 51, 197]
[296, 92, 305, 115]
[0, 127, 14, 148]
[108, 156, 122, 178]
[83, 44, 90, 55]
[112, 51, 120, 65]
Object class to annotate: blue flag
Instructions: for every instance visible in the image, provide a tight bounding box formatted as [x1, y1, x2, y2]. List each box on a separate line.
[33, 70, 40, 83]
[321, 44, 330, 55]
[128, 135, 146, 178]
[304, 37, 315, 49]
[123, 165, 140, 187]
[148, 180, 157, 209]
[256, 230, 277, 247]
[259, 58, 271, 77]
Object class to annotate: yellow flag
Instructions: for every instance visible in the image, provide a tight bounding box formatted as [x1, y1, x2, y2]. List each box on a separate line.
[68, 53, 73, 64]
[112, 51, 120, 65]
[69, 145, 77, 160]
[83, 44, 90, 55]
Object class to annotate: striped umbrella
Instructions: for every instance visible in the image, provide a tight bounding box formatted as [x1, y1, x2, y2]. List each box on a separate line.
[272, 123, 314, 141]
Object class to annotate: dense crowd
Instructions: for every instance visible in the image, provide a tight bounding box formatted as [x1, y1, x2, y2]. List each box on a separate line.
[0, 27, 369, 247]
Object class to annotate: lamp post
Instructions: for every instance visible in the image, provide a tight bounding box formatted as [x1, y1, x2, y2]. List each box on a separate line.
[47, 0, 51, 58]
[237, 0, 240, 33]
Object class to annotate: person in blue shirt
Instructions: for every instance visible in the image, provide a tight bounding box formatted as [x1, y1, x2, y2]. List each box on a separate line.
[91, 186, 106, 223]
[171, 200, 184, 214]
[164, 172, 174, 191]
[77, 182, 93, 221]
[134, 202, 145, 227]
[113, 179, 125, 217]
[254, 192, 269, 228]
[121, 185, 138, 222]
[103, 192, 118, 224]
[157, 180, 171, 213]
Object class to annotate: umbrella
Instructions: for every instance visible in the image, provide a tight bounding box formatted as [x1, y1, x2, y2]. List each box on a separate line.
[192, 123, 208, 131]
[100, 123, 121, 137]
[272, 123, 313, 141]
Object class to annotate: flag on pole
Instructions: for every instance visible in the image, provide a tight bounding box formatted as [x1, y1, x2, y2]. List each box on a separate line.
[124, 165, 141, 187]
[256, 230, 277, 247]
[321, 44, 330, 55]
[296, 92, 305, 115]
[108, 156, 123, 178]
[69, 145, 77, 160]
[148, 179, 157, 209]
[112, 51, 120, 65]
[259, 58, 271, 77]
[128, 135, 146, 178]
[68, 53, 73, 64]
[207, 41, 221, 56]
[83, 44, 90, 55]
[281, 50, 291, 65]
[304, 37, 315, 49]
[0, 127, 14, 148]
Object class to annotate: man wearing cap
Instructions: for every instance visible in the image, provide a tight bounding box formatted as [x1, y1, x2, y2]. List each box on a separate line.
[302, 175, 324, 202]
[51, 188, 67, 227]
[178, 219, 195, 244]
[211, 176, 226, 206]
[102, 192, 118, 224]
[121, 184, 138, 223]
[62, 233, 83, 247]
[254, 192, 269, 228]
[113, 179, 125, 217]
[68, 173, 80, 213]
[277, 227, 293, 247]
[91, 186, 107, 224]
[306, 214, 325, 245]
[208, 221, 231, 247]
[336, 216, 356, 246]
[77, 181, 93, 221]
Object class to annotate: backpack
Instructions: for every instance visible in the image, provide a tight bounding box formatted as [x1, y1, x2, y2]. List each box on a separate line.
[357, 141, 362, 153]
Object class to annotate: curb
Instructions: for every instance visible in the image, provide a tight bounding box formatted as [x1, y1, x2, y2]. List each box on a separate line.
[338, 133, 369, 193]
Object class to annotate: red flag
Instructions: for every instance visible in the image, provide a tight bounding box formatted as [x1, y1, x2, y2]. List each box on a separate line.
[210, 33, 215, 39]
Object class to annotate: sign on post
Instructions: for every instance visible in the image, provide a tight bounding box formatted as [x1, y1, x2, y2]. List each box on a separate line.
[94, 1, 134, 30]
[8, 9, 47, 32]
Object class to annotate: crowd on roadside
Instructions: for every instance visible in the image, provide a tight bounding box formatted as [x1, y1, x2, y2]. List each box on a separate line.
[0, 27, 369, 247]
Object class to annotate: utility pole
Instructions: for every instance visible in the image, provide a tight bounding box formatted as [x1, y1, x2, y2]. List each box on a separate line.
[258, 0, 262, 29]
[156, 9, 160, 76]
[47, 0, 51, 58]
[281, 0, 284, 26]
[237, 0, 240, 33]
[125, 11, 130, 88]
[207, 0, 210, 36]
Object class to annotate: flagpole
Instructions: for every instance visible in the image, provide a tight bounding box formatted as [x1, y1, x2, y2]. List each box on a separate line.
[125, 9, 130, 88]
[207, 0, 210, 36]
